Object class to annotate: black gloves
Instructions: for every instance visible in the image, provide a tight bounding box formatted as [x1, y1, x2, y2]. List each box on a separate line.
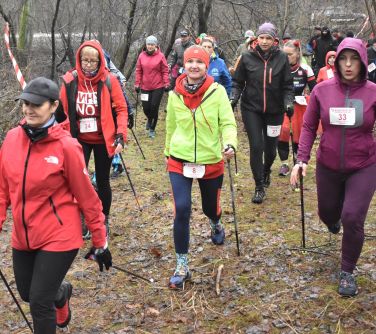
[134, 86, 140, 93]
[85, 247, 113, 272]
[285, 104, 294, 118]
[127, 111, 134, 129]
[164, 86, 170, 92]
[114, 133, 124, 148]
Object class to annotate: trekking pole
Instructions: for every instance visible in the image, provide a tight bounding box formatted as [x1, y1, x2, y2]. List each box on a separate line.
[130, 128, 146, 160]
[0, 268, 33, 333]
[289, 116, 297, 165]
[112, 265, 154, 283]
[227, 159, 240, 256]
[299, 164, 306, 249]
[134, 92, 139, 130]
[118, 153, 142, 211]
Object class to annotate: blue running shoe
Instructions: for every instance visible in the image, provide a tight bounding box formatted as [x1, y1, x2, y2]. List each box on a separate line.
[211, 224, 225, 245]
[168, 268, 191, 290]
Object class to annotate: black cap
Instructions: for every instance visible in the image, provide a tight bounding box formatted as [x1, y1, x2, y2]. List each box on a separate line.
[16, 77, 59, 104]
[180, 30, 189, 37]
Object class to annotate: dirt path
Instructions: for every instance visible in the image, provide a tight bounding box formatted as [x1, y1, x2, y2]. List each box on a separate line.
[0, 110, 375, 333]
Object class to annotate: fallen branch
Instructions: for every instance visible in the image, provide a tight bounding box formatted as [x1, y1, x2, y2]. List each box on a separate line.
[215, 264, 224, 296]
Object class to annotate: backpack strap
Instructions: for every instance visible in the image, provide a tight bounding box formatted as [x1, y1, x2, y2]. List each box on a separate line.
[62, 70, 79, 138]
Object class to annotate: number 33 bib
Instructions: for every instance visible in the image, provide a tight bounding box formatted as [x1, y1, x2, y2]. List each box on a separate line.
[329, 107, 355, 126]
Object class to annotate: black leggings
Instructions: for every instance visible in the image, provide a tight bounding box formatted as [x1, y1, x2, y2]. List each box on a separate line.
[141, 88, 164, 130]
[241, 111, 284, 187]
[13, 248, 78, 334]
[278, 141, 299, 162]
[80, 142, 112, 215]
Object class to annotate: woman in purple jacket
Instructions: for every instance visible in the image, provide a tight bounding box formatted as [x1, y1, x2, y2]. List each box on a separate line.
[291, 38, 376, 297]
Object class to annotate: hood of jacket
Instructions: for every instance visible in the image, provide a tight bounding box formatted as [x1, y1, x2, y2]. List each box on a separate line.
[75, 40, 107, 84]
[334, 37, 368, 82]
[325, 50, 337, 68]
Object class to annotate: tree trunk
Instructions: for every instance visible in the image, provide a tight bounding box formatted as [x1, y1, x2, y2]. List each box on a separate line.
[50, 0, 62, 80]
[197, 0, 213, 34]
[0, 5, 17, 48]
[164, 0, 190, 58]
[365, 0, 376, 37]
[119, 0, 138, 71]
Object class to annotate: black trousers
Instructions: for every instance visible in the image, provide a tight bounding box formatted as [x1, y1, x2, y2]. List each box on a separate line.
[80, 142, 113, 215]
[141, 88, 164, 130]
[241, 110, 284, 187]
[277, 140, 299, 162]
[13, 248, 78, 334]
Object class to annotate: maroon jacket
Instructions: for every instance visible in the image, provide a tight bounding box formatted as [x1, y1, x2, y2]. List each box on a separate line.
[298, 38, 376, 172]
[135, 48, 169, 90]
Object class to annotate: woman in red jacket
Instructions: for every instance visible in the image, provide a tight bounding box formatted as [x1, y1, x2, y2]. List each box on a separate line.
[59, 40, 128, 236]
[317, 50, 336, 83]
[0, 77, 112, 333]
[134, 35, 170, 138]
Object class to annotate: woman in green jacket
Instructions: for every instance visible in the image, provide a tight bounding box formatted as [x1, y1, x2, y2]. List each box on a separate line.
[164, 45, 237, 289]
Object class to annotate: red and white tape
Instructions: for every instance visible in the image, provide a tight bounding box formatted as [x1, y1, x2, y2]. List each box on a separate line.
[3, 23, 26, 89]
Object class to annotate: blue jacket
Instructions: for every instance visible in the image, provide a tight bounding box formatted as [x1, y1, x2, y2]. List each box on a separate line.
[208, 54, 232, 97]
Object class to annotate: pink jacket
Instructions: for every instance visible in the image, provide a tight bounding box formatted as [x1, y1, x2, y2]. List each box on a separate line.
[135, 49, 169, 90]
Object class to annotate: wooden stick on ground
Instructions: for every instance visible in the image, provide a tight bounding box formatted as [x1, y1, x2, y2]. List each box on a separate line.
[215, 264, 224, 296]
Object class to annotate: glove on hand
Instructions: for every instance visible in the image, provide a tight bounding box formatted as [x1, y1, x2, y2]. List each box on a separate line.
[114, 133, 124, 148]
[84, 246, 113, 272]
[285, 104, 294, 118]
[164, 86, 170, 92]
[134, 86, 140, 93]
[127, 112, 134, 129]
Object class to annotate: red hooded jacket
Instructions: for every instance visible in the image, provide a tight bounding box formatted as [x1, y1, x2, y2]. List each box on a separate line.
[60, 40, 128, 157]
[135, 48, 169, 90]
[0, 122, 106, 251]
[317, 51, 336, 83]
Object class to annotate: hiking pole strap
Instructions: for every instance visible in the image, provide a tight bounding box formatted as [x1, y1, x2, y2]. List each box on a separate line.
[130, 128, 146, 160]
[227, 159, 240, 256]
[119, 153, 142, 211]
[0, 268, 33, 333]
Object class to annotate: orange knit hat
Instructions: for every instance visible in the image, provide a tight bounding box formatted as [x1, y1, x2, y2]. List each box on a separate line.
[183, 45, 210, 68]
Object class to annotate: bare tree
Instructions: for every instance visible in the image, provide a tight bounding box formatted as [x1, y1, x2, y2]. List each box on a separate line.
[50, 0, 62, 80]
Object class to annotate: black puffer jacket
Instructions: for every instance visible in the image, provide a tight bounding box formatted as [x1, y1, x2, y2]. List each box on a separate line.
[232, 45, 294, 115]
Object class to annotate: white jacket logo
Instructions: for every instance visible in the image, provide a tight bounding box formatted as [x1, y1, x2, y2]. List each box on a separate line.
[44, 156, 59, 165]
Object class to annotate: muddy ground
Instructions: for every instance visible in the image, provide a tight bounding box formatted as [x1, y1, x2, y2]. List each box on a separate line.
[0, 109, 375, 334]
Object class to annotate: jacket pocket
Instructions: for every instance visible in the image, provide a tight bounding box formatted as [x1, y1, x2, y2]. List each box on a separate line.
[49, 196, 63, 225]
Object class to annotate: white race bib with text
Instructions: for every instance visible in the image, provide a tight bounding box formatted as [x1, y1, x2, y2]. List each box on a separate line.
[183, 163, 205, 179]
[329, 107, 355, 126]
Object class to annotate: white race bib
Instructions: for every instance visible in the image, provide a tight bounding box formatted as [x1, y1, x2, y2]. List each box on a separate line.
[267, 125, 281, 137]
[295, 96, 307, 106]
[79, 118, 98, 133]
[368, 63, 376, 73]
[329, 108, 355, 126]
[327, 68, 334, 79]
[183, 163, 205, 179]
[140, 93, 149, 101]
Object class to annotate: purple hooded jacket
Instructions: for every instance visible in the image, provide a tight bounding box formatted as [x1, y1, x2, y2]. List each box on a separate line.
[298, 38, 376, 172]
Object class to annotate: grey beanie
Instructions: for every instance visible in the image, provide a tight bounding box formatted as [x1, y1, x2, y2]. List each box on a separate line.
[146, 35, 158, 45]
[256, 22, 277, 39]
